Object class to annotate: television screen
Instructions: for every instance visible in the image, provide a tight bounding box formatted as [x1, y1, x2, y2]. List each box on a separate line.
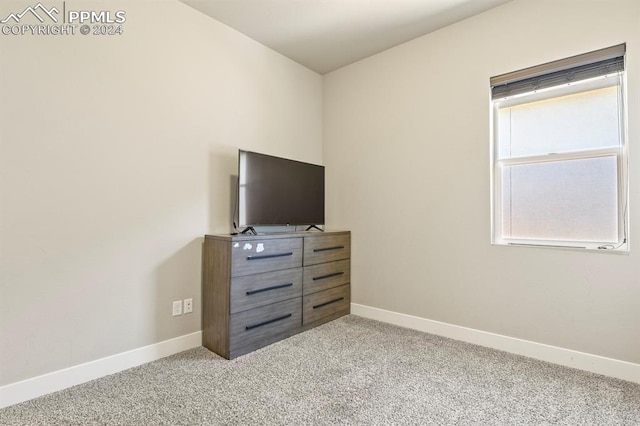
[238, 150, 325, 228]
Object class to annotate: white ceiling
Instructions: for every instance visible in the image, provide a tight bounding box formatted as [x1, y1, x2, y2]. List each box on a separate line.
[180, 0, 513, 74]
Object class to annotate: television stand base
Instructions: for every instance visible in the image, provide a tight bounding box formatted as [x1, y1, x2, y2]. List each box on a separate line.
[305, 225, 324, 232]
[240, 226, 257, 235]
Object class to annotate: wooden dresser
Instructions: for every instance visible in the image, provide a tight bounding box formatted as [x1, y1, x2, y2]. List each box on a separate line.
[202, 231, 350, 359]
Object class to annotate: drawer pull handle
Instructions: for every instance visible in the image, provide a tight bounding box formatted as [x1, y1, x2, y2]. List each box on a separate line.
[313, 297, 345, 309]
[246, 252, 293, 261]
[246, 283, 293, 296]
[245, 313, 292, 330]
[313, 246, 344, 253]
[313, 272, 344, 281]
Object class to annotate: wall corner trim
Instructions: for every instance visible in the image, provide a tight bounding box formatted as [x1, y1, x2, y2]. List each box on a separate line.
[351, 303, 640, 385]
[0, 331, 202, 409]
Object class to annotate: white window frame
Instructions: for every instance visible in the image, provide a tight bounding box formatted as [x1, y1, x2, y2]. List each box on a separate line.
[490, 47, 628, 252]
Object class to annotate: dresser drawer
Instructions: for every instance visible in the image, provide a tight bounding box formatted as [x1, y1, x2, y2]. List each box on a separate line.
[303, 284, 350, 326]
[229, 298, 302, 358]
[303, 259, 350, 295]
[230, 268, 302, 314]
[304, 233, 350, 266]
[231, 238, 303, 277]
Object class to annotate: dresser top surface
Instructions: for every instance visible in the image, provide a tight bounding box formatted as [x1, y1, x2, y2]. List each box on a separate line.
[205, 230, 350, 242]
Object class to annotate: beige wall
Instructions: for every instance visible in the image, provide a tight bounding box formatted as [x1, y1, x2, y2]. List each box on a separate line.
[324, 0, 640, 363]
[0, 0, 322, 385]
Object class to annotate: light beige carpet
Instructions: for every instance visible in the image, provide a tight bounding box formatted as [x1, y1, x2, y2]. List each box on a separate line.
[2, 315, 639, 425]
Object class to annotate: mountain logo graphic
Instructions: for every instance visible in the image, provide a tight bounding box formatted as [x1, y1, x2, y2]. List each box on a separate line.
[1, 2, 59, 24]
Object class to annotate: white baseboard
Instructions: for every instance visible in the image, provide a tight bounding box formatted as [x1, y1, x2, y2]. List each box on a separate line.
[351, 303, 640, 384]
[0, 331, 202, 409]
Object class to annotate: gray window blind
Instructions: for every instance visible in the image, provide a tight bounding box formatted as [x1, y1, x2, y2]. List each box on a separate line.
[491, 44, 625, 100]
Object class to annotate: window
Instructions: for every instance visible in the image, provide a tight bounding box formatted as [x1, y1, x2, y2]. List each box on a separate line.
[491, 44, 628, 251]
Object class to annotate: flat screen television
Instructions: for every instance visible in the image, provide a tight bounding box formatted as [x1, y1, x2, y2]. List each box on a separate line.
[237, 150, 325, 230]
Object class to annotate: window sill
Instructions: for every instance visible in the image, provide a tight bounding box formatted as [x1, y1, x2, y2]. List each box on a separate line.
[492, 240, 629, 254]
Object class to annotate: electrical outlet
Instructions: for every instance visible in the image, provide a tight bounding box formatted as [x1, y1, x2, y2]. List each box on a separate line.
[172, 300, 183, 316]
[183, 298, 193, 314]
